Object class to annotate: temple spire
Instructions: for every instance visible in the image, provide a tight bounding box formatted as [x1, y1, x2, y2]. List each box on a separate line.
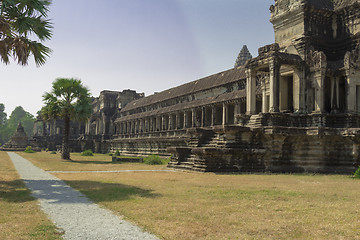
[234, 45, 252, 67]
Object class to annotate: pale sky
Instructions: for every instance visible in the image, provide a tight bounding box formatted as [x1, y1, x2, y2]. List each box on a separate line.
[0, 0, 274, 116]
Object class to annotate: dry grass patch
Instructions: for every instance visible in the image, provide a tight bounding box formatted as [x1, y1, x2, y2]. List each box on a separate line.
[0, 151, 62, 239]
[17, 152, 360, 239]
[18, 151, 169, 171]
[51, 171, 360, 240]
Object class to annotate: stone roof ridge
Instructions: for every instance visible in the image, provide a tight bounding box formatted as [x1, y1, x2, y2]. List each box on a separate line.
[100, 90, 122, 95]
[120, 66, 247, 113]
[235, 45, 252, 67]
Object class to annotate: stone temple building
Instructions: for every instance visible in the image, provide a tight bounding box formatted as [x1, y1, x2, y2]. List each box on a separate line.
[34, 0, 360, 173]
[1, 122, 32, 151]
[33, 90, 144, 152]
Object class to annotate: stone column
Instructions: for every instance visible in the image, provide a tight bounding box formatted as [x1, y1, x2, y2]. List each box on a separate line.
[235, 102, 241, 115]
[346, 72, 356, 113]
[183, 111, 187, 128]
[336, 77, 340, 109]
[144, 119, 148, 132]
[222, 103, 227, 126]
[160, 116, 164, 131]
[169, 115, 172, 130]
[246, 69, 257, 114]
[211, 106, 215, 126]
[150, 118, 153, 132]
[293, 67, 305, 113]
[331, 77, 336, 111]
[176, 112, 180, 129]
[269, 59, 280, 112]
[314, 71, 325, 113]
[192, 109, 196, 127]
[201, 107, 205, 127]
[262, 85, 268, 113]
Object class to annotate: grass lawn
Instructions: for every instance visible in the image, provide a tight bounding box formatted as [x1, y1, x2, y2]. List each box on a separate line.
[19, 151, 169, 171]
[0, 151, 62, 240]
[18, 152, 360, 239]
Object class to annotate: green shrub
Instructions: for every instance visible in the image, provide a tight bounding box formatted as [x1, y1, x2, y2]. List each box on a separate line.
[50, 151, 56, 154]
[143, 155, 163, 165]
[108, 153, 113, 156]
[81, 149, 94, 156]
[354, 166, 360, 178]
[115, 150, 120, 157]
[24, 146, 35, 153]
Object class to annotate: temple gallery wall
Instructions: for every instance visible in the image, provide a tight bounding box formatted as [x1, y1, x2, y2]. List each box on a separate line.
[32, 0, 360, 173]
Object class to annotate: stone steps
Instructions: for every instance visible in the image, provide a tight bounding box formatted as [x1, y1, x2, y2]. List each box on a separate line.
[246, 114, 263, 128]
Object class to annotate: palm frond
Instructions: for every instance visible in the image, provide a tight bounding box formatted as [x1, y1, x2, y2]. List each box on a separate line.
[42, 78, 92, 122]
[12, 36, 29, 65]
[16, 0, 51, 17]
[0, 0, 52, 66]
[0, 37, 12, 64]
[28, 40, 51, 66]
[0, 16, 11, 35]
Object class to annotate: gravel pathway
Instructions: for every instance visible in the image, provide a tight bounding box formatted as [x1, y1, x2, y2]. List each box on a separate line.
[8, 152, 159, 240]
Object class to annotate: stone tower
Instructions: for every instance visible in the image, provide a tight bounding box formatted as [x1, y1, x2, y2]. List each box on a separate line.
[0, 122, 29, 151]
[234, 45, 252, 67]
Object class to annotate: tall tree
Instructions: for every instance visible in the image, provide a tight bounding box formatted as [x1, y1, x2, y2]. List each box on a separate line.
[0, 0, 52, 66]
[42, 78, 92, 160]
[0, 103, 6, 127]
[0, 103, 7, 144]
[8, 106, 34, 135]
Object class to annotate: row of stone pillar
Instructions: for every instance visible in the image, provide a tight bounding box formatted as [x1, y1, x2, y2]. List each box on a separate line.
[118, 102, 244, 135]
[246, 59, 306, 114]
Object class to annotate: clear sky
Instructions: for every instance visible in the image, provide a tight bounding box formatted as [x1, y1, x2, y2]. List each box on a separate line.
[0, 0, 274, 116]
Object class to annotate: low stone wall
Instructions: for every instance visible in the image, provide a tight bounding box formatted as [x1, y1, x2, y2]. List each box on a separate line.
[111, 135, 187, 157]
[168, 123, 360, 174]
[112, 156, 143, 163]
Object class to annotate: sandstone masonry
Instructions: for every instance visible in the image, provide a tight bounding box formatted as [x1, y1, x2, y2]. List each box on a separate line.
[33, 0, 360, 173]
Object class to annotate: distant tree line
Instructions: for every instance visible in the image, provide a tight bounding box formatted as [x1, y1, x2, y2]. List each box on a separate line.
[0, 104, 35, 145]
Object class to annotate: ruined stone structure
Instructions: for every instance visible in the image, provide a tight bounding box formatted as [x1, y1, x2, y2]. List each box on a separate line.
[33, 90, 143, 152]
[1, 122, 32, 151]
[33, 0, 360, 173]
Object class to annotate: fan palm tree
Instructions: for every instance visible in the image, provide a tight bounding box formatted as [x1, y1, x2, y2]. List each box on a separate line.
[0, 0, 52, 66]
[42, 78, 92, 160]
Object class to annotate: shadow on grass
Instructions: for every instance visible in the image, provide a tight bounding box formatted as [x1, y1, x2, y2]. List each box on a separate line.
[67, 180, 161, 203]
[1, 178, 160, 204]
[0, 180, 35, 203]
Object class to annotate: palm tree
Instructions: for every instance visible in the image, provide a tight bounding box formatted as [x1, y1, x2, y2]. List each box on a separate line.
[0, 0, 52, 66]
[42, 78, 92, 160]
